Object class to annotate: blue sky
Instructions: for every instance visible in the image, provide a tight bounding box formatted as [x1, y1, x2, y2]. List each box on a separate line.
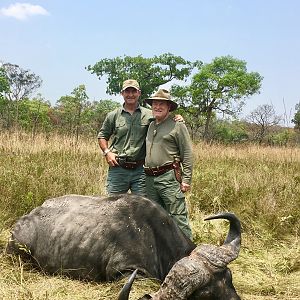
[1, 0, 299, 126]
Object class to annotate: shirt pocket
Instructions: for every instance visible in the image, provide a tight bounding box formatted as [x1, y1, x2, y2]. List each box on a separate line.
[115, 117, 128, 138]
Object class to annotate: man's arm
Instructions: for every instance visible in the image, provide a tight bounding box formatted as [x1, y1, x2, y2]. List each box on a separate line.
[98, 138, 109, 153]
[98, 110, 120, 167]
[98, 138, 119, 167]
[176, 123, 193, 192]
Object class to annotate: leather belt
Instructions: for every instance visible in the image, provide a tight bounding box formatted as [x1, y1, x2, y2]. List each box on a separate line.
[118, 159, 145, 169]
[144, 163, 174, 176]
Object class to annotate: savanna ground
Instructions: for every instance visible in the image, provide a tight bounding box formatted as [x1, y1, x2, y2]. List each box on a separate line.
[0, 132, 299, 300]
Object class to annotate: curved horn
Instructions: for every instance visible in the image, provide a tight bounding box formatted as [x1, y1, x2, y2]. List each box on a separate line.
[118, 269, 138, 300]
[202, 212, 242, 266]
[205, 212, 241, 247]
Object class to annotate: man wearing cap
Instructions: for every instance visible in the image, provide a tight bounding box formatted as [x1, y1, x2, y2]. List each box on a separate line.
[144, 89, 193, 239]
[98, 79, 152, 195]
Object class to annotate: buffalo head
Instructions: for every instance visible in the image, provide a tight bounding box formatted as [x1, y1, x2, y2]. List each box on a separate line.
[118, 212, 241, 300]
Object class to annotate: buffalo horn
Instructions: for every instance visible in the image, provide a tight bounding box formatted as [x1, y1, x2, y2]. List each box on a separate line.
[200, 212, 242, 267]
[118, 269, 138, 300]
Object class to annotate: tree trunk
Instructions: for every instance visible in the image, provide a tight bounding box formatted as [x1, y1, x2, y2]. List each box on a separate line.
[203, 108, 213, 141]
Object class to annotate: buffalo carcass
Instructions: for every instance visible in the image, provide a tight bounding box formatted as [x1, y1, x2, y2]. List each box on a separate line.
[6, 194, 195, 281]
[119, 213, 242, 300]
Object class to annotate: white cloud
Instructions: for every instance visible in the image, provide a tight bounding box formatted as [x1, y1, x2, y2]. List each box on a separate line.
[0, 3, 49, 20]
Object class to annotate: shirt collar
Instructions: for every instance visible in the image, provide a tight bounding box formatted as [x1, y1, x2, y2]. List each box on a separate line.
[122, 104, 141, 113]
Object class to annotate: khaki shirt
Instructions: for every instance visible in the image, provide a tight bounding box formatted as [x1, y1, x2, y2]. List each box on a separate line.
[145, 116, 193, 184]
[98, 105, 153, 161]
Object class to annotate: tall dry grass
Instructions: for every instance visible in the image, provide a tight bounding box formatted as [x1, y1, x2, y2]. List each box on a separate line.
[0, 132, 106, 228]
[0, 132, 299, 299]
[190, 142, 300, 242]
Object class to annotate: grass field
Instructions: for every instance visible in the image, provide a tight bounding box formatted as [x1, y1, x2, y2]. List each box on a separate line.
[0, 132, 299, 299]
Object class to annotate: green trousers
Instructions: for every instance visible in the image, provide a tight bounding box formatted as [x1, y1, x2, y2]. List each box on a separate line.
[145, 169, 192, 240]
[106, 165, 146, 196]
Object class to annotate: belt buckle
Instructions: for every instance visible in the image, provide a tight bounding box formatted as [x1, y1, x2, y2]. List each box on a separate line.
[152, 166, 160, 176]
[128, 162, 137, 169]
[124, 160, 139, 169]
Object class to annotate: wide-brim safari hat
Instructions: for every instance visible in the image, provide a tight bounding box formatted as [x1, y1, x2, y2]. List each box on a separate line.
[145, 89, 178, 112]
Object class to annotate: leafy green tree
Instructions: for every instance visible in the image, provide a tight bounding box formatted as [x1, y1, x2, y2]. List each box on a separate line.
[18, 95, 51, 137]
[55, 85, 90, 141]
[87, 53, 198, 102]
[0, 67, 9, 96]
[55, 95, 75, 132]
[172, 56, 263, 140]
[1, 63, 42, 129]
[211, 120, 249, 144]
[176, 105, 206, 141]
[268, 129, 295, 146]
[72, 85, 89, 141]
[90, 99, 120, 132]
[292, 102, 300, 131]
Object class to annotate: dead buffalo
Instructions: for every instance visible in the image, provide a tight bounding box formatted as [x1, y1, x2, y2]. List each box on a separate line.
[6, 194, 195, 281]
[118, 213, 241, 300]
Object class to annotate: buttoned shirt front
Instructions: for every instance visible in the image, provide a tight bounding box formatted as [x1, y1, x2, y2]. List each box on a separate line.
[98, 105, 154, 161]
[145, 116, 193, 184]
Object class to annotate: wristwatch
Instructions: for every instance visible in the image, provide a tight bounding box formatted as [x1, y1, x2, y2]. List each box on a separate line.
[102, 149, 110, 156]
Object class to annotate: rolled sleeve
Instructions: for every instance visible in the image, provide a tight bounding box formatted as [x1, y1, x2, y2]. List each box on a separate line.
[97, 111, 115, 140]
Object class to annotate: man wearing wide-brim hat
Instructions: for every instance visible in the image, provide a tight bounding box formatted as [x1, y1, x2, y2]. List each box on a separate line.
[144, 89, 193, 240]
[145, 88, 178, 112]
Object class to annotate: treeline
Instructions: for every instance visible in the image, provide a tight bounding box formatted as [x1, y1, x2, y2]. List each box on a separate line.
[0, 85, 120, 139]
[1, 56, 300, 145]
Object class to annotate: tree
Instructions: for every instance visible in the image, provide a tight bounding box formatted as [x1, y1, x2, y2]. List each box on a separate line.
[0, 67, 10, 128]
[292, 102, 300, 130]
[211, 120, 249, 144]
[247, 104, 281, 144]
[171, 84, 209, 141]
[0, 67, 9, 97]
[176, 105, 206, 141]
[55, 85, 90, 141]
[1, 63, 42, 129]
[172, 56, 263, 140]
[87, 53, 198, 102]
[2, 63, 42, 101]
[18, 94, 51, 137]
[90, 99, 120, 131]
[72, 85, 89, 141]
[268, 129, 294, 146]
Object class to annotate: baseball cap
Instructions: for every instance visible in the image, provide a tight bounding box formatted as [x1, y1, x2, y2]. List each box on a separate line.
[121, 79, 140, 91]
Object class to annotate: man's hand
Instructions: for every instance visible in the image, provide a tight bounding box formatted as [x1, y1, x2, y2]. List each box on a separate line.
[173, 114, 185, 122]
[105, 151, 119, 167]
[180, 182, 190, 193]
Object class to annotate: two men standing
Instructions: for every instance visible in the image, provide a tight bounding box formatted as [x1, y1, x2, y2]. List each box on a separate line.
[98, 80, 193, 239]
